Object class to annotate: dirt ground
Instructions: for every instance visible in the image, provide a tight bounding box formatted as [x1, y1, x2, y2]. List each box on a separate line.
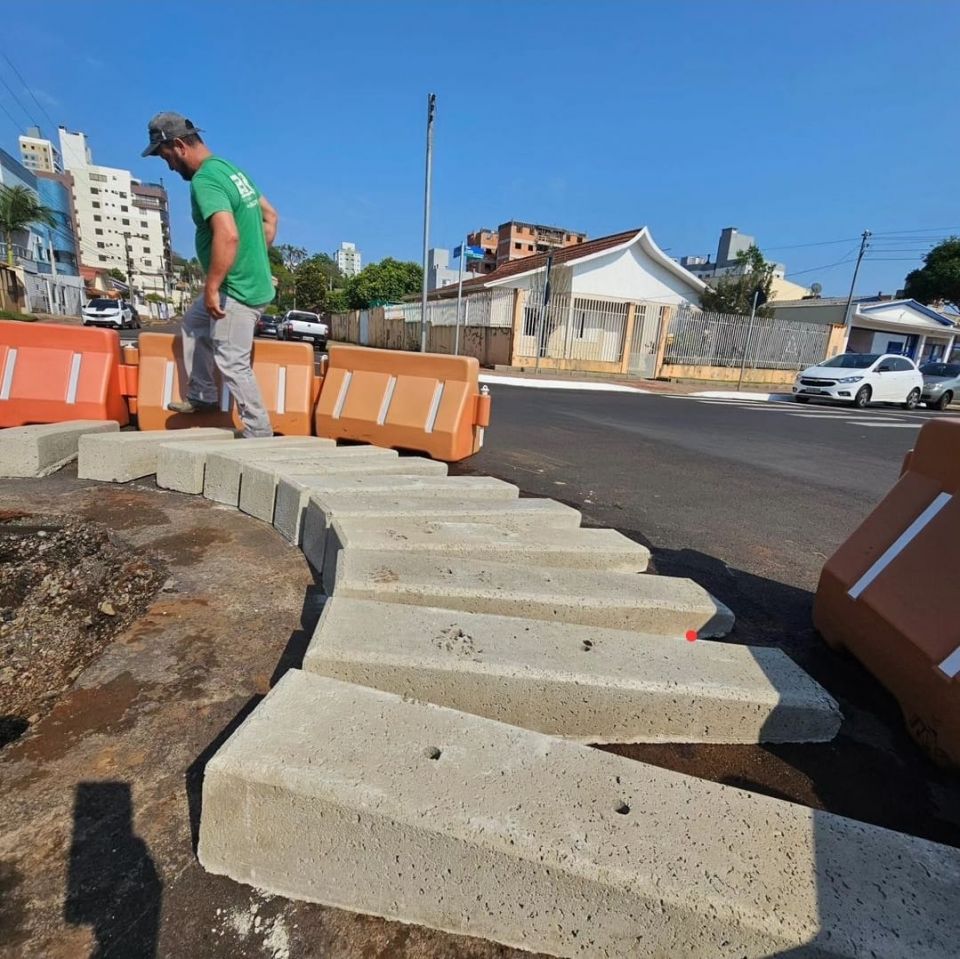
[1, 468, 959, 959]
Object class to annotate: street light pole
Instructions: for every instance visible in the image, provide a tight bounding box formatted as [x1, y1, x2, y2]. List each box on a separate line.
[737, 288, 760, 392]
[419, 93, 436, 353]
[454, 234, 466, 356]
[843, 229, 871, 330]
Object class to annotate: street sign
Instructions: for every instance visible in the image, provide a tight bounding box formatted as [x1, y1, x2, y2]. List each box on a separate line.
[454, 245, 486, 260]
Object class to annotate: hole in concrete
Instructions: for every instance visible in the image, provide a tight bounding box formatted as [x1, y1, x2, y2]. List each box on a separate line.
[614, 802, 630, 815]
[581, 640, 593, 652]
[0, 513, 165, 749]
[424, 746, 442, 760]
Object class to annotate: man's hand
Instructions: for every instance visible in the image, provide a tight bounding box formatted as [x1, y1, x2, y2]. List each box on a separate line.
[204, 285, 225, 319]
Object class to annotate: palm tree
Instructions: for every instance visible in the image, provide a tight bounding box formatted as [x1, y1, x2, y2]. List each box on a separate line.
[0, 184, 57, 267]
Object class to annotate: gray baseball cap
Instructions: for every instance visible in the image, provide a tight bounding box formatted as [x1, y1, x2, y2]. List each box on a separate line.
[141, 112, 203, 157]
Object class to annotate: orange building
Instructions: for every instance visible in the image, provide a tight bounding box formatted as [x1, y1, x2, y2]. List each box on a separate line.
[468, 221, 587, 272]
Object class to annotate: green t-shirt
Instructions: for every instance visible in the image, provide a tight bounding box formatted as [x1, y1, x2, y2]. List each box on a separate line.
[190, 156, 275, 307]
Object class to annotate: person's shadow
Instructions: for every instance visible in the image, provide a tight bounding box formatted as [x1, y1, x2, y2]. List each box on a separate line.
[64, 782, 162, 958]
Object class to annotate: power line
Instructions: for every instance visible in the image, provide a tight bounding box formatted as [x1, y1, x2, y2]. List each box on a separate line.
[0, 51, 57, 131]
[785, 248, 860, 278]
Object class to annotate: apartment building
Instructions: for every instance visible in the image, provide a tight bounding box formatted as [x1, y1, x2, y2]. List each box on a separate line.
[494, 221, 586, 268]
[18, 126, 63, 174]
[335, 241, 362, 277]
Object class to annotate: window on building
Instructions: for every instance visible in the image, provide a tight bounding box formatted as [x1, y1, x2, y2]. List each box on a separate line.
[514, 242, 522, 250]
[577, 237, 583, 243]
[96, 242, 104, 249]
[92, 201, 100, 208]
[528, 244, 534, 251]
[121, 205, 128, 212]
[122, 219, 130, 226]
[99, 255, 107, 262]
[89, 172, 107, 183]
[90, 188, 99, 194]
[140, 221, 147, 228]
[95, 228, 103, 235]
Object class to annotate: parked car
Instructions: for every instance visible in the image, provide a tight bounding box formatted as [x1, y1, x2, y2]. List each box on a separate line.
[256, 313, 280, 338]
[792, 352, 923, 409]
[919, 361, 960, 410]
[81, 298, 139, 330]
[279, 310, 328, 349]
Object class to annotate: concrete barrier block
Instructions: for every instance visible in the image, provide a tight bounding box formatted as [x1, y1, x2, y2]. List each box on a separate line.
[272, 473, 518, 544]
[201, 440, 366, 505]
[153, 435, 248, 493]
[240, 455, 450, 524]
[0, 420, 119, 477]
[331, 551, 733, 637]
[77, 427, 235, 482]
[303, 598, 840, 743]
[198, 670, 960, 958]
[323, 517, 650, 591]
[301, 495, 582, 572]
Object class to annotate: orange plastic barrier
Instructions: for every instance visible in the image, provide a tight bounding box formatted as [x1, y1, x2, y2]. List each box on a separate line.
[814, 418, 960, 766]
[0, 320, 129, 427]
[131, 332, 316, 434]
[314, 345, 489, 461]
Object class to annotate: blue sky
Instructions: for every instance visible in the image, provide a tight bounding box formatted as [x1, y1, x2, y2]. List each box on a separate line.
[2, 0, 958, 295]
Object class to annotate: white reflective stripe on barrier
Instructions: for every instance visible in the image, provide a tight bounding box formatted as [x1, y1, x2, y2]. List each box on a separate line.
[848, 492, 953, 600]
[65, 353, 82, 404]
[0, 348, 17, 400]
[276, 367, 287, 415]
[424, 382, 444, 434]
[939, 646, 960, 679]
[162, 361, 175, 408]
[377, 375, 397, 426]
[332, 370, 352, 420]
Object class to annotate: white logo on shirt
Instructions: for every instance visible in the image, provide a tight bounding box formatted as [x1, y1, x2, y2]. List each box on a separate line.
[230, 172, 256, 200]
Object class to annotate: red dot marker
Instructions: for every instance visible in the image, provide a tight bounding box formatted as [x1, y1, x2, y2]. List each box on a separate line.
[685, 630, 698, 643]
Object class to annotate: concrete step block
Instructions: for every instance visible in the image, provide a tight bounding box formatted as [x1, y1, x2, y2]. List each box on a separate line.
[301, 495, 582, 572]
[198, 670, 960, 958]
[202, 440, 372, 505]
[78, 427, 235, 482]
[0, 420, 119, 477]
[332, 551, 733, 637]
[272, 473, 517, 544]
[240, 455, 449, 524]
[323, 517, 650, 591]
[303, 598, 840, 744]
[154, 435, 253, 493]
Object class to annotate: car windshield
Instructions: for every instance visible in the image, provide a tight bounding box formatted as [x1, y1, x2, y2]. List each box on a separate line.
[287, 312, 320, 323]
[820, 353, 879, 369]
[87, 298, 118, 309]
[920, 362, 960, 377]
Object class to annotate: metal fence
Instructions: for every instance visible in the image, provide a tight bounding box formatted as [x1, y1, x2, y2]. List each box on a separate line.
[516, 293, 631, 363]
[664, 307, 832, 370]
[386, 288, 514, 328]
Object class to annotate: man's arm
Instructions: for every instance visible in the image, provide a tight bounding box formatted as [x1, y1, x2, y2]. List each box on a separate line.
[260, 195, 278, 246]
[204, 211, 239, 319]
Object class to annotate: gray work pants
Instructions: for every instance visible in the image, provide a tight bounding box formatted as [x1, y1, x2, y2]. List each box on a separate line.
[181, 295, 273, 438]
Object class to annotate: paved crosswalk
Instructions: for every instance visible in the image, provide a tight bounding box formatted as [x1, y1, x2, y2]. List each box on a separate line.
[655, 394, 957, 428]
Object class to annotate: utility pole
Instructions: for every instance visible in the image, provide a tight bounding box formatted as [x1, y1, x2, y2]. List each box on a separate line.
[419, 93, 437, 353]
[454, 235, 466, 356]
[843, 230, 871, 328]
[737, 288, 761, 392]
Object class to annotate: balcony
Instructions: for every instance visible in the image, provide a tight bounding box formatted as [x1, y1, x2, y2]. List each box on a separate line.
[0, 241, 38, 272]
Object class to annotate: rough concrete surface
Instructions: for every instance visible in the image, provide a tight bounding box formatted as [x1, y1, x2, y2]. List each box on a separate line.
[322, 517, 650, 592]
[198, 669, 960, 959]
[301, 494, 582, 571]
[271, 473, 519, 544]
[239, 454, 450, 525]
[302, 597, 841, 743]
[0, 421, 119, 478]
[202, 442, 394, 506]
[77, 428, 234, 482]
[331, 550, 735, 637]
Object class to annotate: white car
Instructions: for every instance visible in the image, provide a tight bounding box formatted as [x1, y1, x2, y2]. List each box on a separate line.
[793, 352, 923, 410]
[279, 310, 328, 349]
[81, 298, 139, 330]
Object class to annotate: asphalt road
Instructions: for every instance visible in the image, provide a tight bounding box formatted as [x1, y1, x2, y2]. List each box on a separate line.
[455, 386, 960, 845]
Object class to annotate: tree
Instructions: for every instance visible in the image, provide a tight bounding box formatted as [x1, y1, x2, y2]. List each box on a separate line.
[345, 258, 423, 309]
[275, 244, 307, 272]
[108, 267, 127, 283]
[326, 288, 349, 313]
[700, 245, 775, 317]
[292, 255, 337, 312]
[903, 237, 960, 310]
[0, 184, 56, 266]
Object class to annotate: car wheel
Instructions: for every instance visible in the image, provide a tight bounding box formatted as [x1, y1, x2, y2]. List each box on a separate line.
[853, 385, 872, 409]
[902, 388, 921, 411]
[794, 396, 810, 404]
[933, 391, 953, 411]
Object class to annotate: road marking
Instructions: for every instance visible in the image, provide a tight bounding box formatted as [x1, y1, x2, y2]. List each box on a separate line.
[939, 646, 960, 679]
[848, 492, 952, 600]
[845, 421, 921, 428]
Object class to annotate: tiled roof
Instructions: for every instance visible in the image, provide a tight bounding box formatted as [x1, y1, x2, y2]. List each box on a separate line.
[458, 227, 643, 290]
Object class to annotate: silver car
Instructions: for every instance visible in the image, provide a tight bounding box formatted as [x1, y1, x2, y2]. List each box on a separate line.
[920, 361, 960, 410]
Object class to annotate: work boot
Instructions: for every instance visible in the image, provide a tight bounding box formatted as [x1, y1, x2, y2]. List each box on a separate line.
[166, 398, 220, 414]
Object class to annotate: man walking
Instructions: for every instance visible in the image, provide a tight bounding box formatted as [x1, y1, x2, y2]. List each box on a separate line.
[141, 112, 277, 437]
